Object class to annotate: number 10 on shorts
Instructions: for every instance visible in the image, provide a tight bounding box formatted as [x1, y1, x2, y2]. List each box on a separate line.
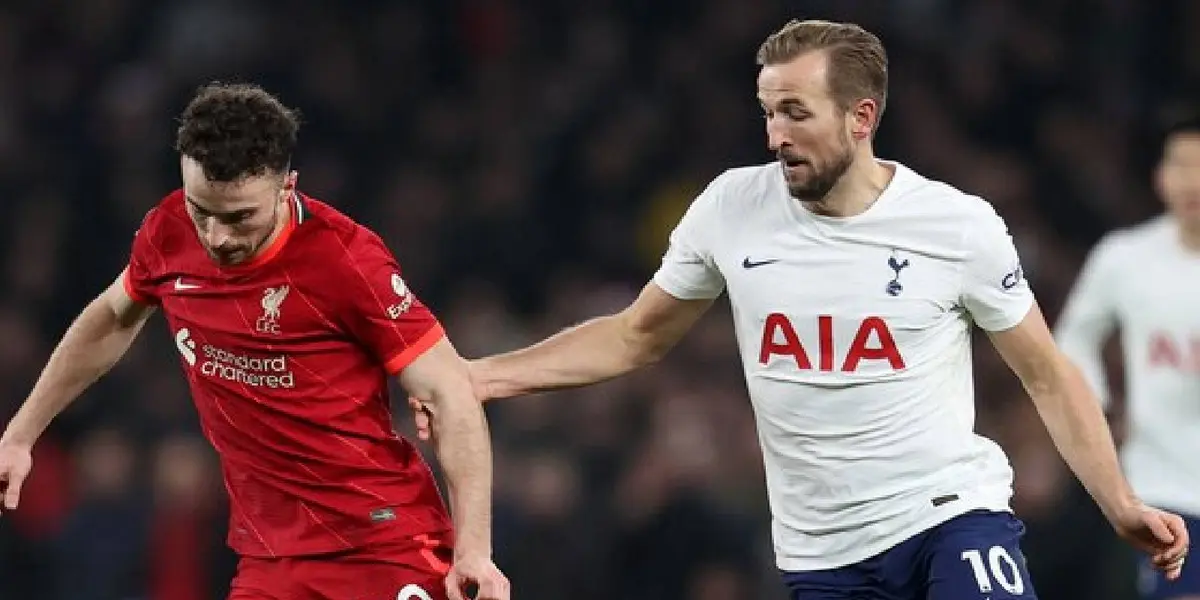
[961, 546, 1026, 595]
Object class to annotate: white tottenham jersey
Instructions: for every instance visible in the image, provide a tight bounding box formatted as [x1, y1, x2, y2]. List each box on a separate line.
[1055, 216, 1200, 517]
[653, 161, 1033, 571]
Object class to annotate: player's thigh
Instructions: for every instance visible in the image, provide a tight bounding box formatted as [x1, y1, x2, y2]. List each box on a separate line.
[925, 511, 1038, 600]
[227, 556, 288, 600]
[781, 566, 891, 600]
[302, 561, 448, 600]
[299, 543, 453, 600]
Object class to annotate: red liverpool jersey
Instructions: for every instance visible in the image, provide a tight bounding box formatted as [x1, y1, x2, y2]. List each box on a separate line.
[124, 190, 452, 557]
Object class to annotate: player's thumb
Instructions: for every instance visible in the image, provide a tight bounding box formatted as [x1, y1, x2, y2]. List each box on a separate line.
[3, 471, 24, 510]
[1145, 513, 1176, 547]
[443, 575, 467, 600]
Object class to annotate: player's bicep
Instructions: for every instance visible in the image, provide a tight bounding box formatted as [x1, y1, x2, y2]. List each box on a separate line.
[620, 281, 715, 360]
[986, 302, 1066, 392]
[396, 337, 473, 408]
[104, 268, 156, 329]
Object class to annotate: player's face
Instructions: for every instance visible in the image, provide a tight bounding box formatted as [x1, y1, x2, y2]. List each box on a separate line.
[758, 52, 857, 202]
[180, 156, 295, 266]
[1157, 132, 1200, 226]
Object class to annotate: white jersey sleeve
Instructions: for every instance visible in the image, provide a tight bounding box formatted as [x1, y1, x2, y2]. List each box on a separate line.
[652, 173, 728, 300]
[1054, 235, 1121, 410]
[959, 206, 1035, 331]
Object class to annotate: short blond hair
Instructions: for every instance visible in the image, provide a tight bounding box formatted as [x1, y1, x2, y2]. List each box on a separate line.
[756, 20, 888, 117]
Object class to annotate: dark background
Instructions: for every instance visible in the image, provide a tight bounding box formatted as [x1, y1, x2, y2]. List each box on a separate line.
[0, 1, 1196, 598]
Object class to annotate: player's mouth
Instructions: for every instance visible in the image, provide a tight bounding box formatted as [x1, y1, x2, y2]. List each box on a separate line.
[779, 156, 811, 175]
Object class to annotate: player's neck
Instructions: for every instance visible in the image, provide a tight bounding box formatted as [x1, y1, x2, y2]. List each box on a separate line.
[252, 196, 294, 259]
[804, 156, 894, 218]
[1178, 220, 1200, 253]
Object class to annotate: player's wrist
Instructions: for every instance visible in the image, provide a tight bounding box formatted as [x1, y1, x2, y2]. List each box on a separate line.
[467, 359, 500, 402]
[452, 541, 493, 562]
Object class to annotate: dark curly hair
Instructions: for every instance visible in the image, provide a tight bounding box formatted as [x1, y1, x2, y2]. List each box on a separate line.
[175, 82, 300, 182]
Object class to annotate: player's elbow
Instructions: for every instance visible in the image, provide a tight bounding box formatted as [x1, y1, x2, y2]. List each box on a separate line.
[615, 311, 671, 368]
[1018, 351, 1077, 404]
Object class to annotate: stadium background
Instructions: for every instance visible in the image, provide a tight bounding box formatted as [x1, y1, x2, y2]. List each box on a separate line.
[0, 0, 1196, 598]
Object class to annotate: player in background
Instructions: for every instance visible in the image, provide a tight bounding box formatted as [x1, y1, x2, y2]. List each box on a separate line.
[1055, 116, 1200, 600]
[0, 83, 509, 600]
[410, 19, 1189, 600]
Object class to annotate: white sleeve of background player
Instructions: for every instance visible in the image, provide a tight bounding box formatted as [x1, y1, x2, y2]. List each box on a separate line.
[960, 205, 1035, 332]
[1053, 236, 1121, 410]
[651, 174, 728, 300]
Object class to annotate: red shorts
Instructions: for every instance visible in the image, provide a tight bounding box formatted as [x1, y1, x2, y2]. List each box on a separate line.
[228, 535, 453, 600]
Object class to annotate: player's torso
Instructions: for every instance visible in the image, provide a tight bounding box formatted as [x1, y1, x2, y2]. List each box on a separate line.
[705, 165, 1014, 569]
[1106, 227, 1200, 509]
[1111, 232, 1200, 390]
[711, 168, 975, 409]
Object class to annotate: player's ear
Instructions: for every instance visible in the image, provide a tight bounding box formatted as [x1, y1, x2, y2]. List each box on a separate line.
[280, 170, 298, 198]
[849, 99, 876, 141]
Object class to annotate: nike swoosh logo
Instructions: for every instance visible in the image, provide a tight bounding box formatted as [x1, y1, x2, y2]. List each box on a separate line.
[742, 257, 779, 269]
[174, 278, 201, 290]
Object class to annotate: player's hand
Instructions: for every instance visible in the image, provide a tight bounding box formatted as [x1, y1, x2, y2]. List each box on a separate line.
[409, 396, 434, 442]
[0, 442, 33, 514]
[444, 553, 509, 600]
[1111, 502, 1190, 580]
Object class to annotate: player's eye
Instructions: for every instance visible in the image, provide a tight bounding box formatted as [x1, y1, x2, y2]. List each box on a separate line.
[219, 211, 255, 225]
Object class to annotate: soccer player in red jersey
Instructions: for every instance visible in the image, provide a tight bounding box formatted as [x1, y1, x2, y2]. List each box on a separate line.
[0, 83, 509, 600]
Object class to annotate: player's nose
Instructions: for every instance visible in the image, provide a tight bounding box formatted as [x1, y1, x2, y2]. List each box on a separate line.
[766, 118, 792, 152]
[203, 221, 232, 249]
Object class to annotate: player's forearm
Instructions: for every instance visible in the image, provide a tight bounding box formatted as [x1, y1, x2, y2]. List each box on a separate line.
[1027, 356, 1137, 520]
[479, 313, 655, 399]
[429, 389, 495, 558]
[2, 297, 146, 447]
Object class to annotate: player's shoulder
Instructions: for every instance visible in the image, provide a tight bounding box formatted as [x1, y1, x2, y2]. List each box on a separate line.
[710, 162, 781, 200]
[1095, 214, 1171, 249]
[291, 194, 392, 265]
[688, 162, 786, 219]
[1087, 214, 1172, 264]
[889, 163, 1002, 225]
[133, 189, 197, 252]
[870, 163, 1010, 256]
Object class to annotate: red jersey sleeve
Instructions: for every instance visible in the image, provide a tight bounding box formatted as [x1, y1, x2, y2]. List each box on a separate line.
[123, 209, 163, 305]
[335, 230, 444, 375]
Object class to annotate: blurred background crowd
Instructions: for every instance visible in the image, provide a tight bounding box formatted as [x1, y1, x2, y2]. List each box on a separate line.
[0, 0, 1197, 598]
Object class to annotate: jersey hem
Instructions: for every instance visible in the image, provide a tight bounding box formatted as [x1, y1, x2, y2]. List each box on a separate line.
[384, 324, 446, 375]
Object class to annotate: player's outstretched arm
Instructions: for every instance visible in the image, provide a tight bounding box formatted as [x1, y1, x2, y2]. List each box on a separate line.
[0, 268, 154, 511]
[397, 337, 509, 600]
[474, 281, 714, 401]
[987, 303, 1190, 579]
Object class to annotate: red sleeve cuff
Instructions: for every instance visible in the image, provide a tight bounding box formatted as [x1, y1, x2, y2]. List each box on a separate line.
[384, 323, 446, 375]
[122, 269, 153, 305]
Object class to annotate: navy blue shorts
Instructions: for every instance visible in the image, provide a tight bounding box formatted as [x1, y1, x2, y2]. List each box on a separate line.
[1138, 511, 1200, 599]
[782, 510, 1037, 600]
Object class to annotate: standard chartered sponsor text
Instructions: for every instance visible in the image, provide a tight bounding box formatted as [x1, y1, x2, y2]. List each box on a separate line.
[201, 344, 295, 388]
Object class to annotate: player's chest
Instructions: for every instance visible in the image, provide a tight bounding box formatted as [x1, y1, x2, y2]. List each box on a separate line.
[159, 276, 336, 348]
[717, 232, 961, 327]
[1116, 258, 1200, 330]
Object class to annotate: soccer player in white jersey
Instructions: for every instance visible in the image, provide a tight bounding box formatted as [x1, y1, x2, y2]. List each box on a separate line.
[1055, 116, 1200, 600]
[412, 19, 1190, 599]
